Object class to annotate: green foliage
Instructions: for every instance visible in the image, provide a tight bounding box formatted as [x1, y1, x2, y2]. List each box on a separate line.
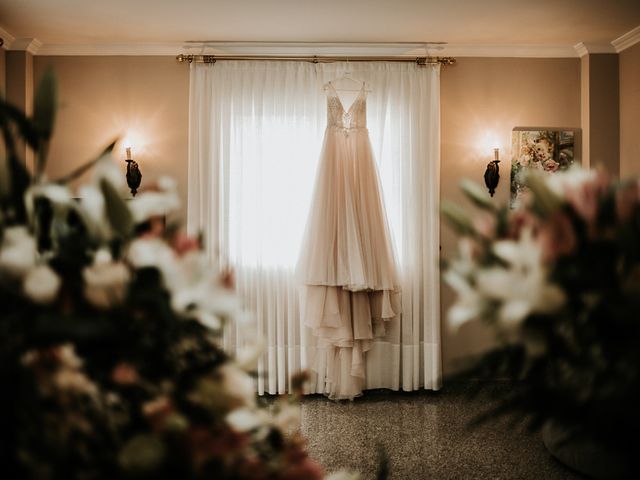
[100, 178, 134, 239]
[445, 170, 640, 461]
[459, 179, 496, 211]
[441, 200, 474, 236]
[54, 141, 117, 185]
[32, 68, 57, 178]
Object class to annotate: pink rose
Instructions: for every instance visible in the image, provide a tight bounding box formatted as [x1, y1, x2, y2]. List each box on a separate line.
[508, 210, 539, 240]
[473, 213, 497, 239]
[564, 171, 609, 230]
[172, 232, 200, 256]
[111, 362, 139, 385]
[537, 211, 577, 262]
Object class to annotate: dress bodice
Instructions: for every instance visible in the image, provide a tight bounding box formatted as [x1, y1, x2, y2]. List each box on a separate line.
[325, 82, 367, 131]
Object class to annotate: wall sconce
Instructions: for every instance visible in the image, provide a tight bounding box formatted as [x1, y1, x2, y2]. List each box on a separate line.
[125, 147, 142, 196]
[484, 148, 500, 197]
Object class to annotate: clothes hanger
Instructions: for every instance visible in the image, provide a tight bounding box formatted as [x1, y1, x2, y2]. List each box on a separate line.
[326, 59, 372, 93]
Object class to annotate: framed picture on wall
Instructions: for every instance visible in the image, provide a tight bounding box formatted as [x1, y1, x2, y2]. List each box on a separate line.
[510, 128, 579, 208]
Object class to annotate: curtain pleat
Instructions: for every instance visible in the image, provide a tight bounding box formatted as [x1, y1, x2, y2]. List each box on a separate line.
[188, 60, 441, 395]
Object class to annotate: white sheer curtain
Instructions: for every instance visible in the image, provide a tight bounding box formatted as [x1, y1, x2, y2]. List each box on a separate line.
[188, 60, 441, 394]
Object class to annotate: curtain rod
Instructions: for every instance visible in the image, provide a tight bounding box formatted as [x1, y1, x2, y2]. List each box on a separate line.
[176, 54, 455, 66]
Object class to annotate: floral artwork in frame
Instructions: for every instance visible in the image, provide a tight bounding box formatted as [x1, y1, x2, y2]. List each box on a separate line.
[510, 128, 577, 208]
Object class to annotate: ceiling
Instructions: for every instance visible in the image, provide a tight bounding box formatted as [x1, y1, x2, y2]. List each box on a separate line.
[1, 0, 639, 55]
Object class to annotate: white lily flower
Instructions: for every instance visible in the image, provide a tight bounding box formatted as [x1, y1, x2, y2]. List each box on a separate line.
[444, 238, 485, 329]
[127, 237, 178, 280]
[476, 230, 565, 326]
[194, 310, 222, 331]
[169, 251, 240, 321]
[235, 339, 265, 372]
[128, 176, 180, 223]
[546, 166, 597, 198]
[273, 403, 301, 431]
[94, 155, 127, 192]
[0, 226, 37, 279]
[83, 248, 131, 309]
[219, 363, 255, 407]
[77, 184, 111, 240]
[27, 183, 73, 206]
[226, 407, 269, 432]
[23, 264, 61, 304]
[444, 269, 484, 329]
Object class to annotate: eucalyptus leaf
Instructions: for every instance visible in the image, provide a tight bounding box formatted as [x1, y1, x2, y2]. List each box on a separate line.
[32, 68, 57, 178]
[100, 178, 134, 239]
[0, 100, 39, 151]
[441, 200, 475, 236]
[54, 140, 118, 185]
[460, 179, 497, 210]
[0, 157, 9, 199]
[33, 68, 57, 139]
[526, 173, 563, 216]
[2, 153, 32, 223]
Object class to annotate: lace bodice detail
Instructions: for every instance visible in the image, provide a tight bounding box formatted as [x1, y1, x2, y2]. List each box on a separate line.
[326, 82, 367, 131]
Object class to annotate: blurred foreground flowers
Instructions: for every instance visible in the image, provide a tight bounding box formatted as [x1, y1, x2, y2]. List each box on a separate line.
[0, 70, 339, 479]
[443, 167, 640, 464]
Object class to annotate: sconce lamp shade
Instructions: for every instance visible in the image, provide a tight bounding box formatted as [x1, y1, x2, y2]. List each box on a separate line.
[484, 148, 500, 197]
[125, 148, 142, 196]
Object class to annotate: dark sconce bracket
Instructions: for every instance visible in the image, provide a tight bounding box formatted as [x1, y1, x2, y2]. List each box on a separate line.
[484, 148, 500, 197]
[125, 147, 142, 197]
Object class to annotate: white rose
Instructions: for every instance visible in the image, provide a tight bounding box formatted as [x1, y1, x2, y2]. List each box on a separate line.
[127, 238, 177, 277]
[235, 342, 264, 372]
[129, 176, 180, 223]
[226, 407, 269, 432]
[77, 184, 111, 240]
[23, 264, 61, 304]
[273, 403, 300, 431]
[219, 363, 255, 407]
[83, 248, 131, 309]
[0, 226, 37, 278]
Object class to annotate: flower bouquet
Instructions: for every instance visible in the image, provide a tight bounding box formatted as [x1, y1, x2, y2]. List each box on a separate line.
[0, 70, 331, 479]
[443, 167, 640, 476]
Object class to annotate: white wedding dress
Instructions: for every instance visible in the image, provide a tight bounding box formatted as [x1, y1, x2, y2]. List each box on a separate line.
[297, 81, 401, 400]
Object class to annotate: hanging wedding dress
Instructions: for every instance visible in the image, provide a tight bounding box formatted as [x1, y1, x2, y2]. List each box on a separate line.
[297, 80, 401, 400]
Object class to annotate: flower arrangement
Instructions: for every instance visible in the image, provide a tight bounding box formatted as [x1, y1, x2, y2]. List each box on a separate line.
[0, 70, 335, 479]
[443, 166, 640, 465]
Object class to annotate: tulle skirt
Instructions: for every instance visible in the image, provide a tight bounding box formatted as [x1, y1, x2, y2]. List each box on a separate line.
[297, 127, 401, 400]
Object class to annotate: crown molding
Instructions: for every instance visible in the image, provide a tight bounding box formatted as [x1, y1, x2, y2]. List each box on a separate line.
[10, 37, 43, 54]
[0, 25, 16, 49]
[39, 41, 440, 56]
[183, 41, 442, 56]
[612, 25, 640, 52]
[37, 42, 185, 56]
[573, 42, 617, 57]
[36, 41, 579, 58]
[439, 44, 577, 58]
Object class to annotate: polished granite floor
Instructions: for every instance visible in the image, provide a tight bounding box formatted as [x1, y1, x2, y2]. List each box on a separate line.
[299, 385, 585, 480]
